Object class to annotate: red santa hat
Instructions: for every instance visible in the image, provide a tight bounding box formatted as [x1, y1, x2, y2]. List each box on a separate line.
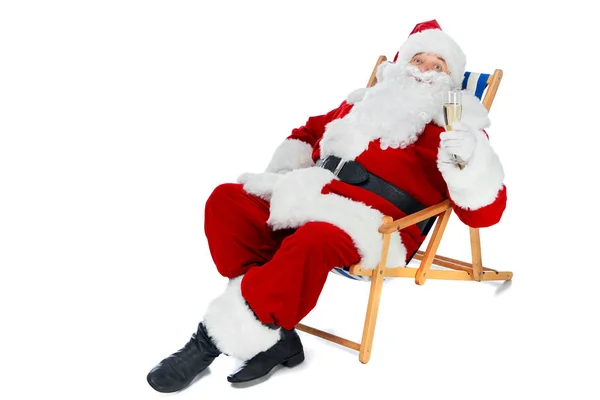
[393, 19, 466, 89]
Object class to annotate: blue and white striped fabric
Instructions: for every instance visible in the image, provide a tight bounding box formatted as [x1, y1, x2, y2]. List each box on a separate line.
[331, 266, 371, 282]
[462, 71, 490, 100]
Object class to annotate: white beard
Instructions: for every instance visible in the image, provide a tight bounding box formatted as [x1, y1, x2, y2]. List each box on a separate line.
[320, 63, 453, 160]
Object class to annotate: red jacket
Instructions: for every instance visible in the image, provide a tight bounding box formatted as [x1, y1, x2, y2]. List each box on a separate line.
[244, 95, 506, 269]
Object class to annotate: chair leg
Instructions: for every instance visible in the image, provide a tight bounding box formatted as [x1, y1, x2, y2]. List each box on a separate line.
[359, 267, 385, 363]
[415, 209, 452, 285]
[469, 227, 483, 282]
[359, 221, 391, 364]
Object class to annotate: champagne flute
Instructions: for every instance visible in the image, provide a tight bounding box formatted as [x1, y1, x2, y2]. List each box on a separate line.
[442, 90, 464, 169]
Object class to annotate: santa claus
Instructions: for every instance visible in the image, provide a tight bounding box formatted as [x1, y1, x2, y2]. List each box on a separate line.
[147, 19, 507, 391]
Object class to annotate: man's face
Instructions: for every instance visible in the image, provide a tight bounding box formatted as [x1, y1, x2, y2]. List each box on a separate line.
[409, 52, 449, 74]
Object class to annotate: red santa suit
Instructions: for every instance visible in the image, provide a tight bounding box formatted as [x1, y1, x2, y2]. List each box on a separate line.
[201, 24, 507, 362]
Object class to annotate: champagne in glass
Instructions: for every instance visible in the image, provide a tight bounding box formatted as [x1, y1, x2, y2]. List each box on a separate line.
[442, 90, 464, 169]
[443, 103, 462, 130]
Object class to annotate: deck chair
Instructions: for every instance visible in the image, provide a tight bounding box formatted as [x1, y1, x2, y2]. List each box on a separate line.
[296, 55, 513, 364]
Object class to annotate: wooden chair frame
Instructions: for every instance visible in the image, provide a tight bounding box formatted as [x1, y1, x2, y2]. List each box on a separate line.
[296, 55, 511, 364]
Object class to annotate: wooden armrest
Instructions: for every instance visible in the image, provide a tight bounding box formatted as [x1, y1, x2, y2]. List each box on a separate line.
[378, 200, 451, 234]
[366, 55, 387, 88]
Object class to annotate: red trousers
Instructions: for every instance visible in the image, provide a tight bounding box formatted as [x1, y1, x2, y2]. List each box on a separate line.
[204, 183, 361, 330]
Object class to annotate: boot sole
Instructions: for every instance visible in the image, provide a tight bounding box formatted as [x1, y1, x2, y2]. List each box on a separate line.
[228, 350, 305, 383]
[282, 351, 305, 368]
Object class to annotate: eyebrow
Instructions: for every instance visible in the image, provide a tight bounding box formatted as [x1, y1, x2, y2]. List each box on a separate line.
[412, 52, 447, 65]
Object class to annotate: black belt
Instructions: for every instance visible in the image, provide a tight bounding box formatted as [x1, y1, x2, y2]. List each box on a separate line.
[316, 155, 434, 236]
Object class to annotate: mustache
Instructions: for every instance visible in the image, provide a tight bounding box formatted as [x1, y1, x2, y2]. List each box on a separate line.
[404, 65, 452, 85]
[381, 62, 452, 87]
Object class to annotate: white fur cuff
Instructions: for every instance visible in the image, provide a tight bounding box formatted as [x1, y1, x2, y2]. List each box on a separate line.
[203, 276, 281, 361]
[437, 130, 504, 210]
[237, 172, 283, 201]
[265, 138, 315, 173]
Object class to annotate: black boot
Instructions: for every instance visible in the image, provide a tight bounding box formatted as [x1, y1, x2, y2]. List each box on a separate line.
[147, 322, 221, 393]
[227, 328, 305, 383]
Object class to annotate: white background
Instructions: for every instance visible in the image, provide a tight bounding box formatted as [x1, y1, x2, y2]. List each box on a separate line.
[1, 1, 598, 399]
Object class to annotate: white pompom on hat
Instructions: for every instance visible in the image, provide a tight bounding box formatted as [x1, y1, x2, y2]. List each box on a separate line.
[393, 19, 466, 89]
